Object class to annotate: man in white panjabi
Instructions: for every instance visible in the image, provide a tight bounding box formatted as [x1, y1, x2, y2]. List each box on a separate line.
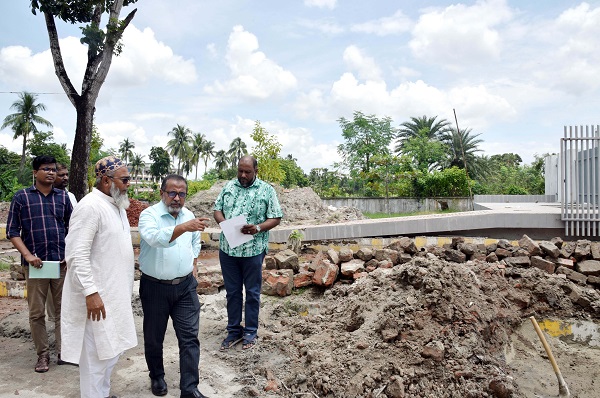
[62, 156, 137, 398]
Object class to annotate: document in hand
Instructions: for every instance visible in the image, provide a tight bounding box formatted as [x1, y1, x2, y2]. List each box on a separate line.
[219, 214, 253, 249]
[28, 261, 60, 279]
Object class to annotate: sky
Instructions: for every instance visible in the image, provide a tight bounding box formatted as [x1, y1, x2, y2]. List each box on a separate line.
[1, 0, 600, 176]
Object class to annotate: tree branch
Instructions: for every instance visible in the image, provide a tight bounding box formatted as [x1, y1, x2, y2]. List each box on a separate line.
[43, 11, 79, 107]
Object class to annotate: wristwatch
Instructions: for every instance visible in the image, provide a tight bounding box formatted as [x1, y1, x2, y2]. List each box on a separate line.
[256, 224, 261, 232]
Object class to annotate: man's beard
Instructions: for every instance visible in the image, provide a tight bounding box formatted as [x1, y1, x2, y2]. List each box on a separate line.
[110, 182, 130, 210]
[164, 199, 181, 214]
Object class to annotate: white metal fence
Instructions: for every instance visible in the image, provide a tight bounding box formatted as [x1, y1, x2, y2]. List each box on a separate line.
[561, 125, 600, 236]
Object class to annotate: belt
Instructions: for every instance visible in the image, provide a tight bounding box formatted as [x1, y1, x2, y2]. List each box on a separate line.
[141, 272, 192, 285]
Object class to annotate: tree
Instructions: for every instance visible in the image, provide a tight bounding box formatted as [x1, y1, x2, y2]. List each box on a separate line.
[166, 124, 192, 174]
[28, 131, 70, 166]
[190, 132, 206, 180]
[280, 154, 308, 188]
[118, 137, 135, 165]
[490, 153, 523, 168]
[395, 115, 451, 154]
[337, 111, 395, 175]
[30, 0, 138, 200]
[442, 128, 488, 180]
[227, 137, 248, 168]
[213, 150, 229, 174]
[149, 146, 171, 182]
[201, 140, 215, 175]
[129, 152, 144, 181]
[400, 130, 447, 172]
[1, 92, 53, 173]
[250, 121, 285, 184]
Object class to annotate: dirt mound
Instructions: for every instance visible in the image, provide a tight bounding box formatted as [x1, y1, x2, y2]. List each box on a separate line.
[185, 182, 365, 228]
[232, 257, 600, 397]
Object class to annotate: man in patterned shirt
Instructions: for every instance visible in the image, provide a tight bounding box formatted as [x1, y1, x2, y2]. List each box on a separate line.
[214, 155, 283, 351]
[7, 155, 73, 373]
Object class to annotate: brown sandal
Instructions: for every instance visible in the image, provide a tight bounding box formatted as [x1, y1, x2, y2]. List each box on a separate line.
[35, 355, 49, 373]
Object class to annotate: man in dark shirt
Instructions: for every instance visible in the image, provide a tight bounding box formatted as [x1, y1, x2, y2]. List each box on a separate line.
[6, 155, 73, 373]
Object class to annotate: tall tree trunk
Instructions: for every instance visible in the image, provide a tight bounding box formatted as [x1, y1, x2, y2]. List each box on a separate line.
[70, 99, 95, 200]
[19, 129, 28, 174]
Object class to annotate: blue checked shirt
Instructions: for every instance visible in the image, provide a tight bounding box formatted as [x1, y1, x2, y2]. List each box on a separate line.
[7, 185, 73, 265]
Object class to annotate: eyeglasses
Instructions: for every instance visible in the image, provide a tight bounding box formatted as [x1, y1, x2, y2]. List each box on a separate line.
[39, 167, 57, 173]
[165, 191, 187, 198]
[107, 176, 131, 184]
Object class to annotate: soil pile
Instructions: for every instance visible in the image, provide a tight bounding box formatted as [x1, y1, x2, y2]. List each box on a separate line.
[185, 182, 365, 228]
[222, 256, 600, 397]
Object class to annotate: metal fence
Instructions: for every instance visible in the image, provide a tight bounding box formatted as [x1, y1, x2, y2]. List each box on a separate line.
[561, 125, 600, 236]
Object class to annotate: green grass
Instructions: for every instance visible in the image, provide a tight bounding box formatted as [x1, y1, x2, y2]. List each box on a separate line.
[364, 209, 460, 219]
[0, 261, 10, 271]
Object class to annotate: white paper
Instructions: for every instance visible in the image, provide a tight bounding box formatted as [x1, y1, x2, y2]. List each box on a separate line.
[219, 215, 253, 249]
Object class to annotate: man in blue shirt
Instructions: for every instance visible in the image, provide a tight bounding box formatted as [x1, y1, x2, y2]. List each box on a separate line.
[7, 155, 72, 373]
[138, 174, 210, 398]
[214, 155, 283, 351]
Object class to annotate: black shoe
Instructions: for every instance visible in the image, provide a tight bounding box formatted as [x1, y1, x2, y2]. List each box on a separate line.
[180, 390, 208, 398]
[151, 377, 168, 396]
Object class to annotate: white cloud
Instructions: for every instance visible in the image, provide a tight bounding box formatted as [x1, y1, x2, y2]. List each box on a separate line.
[351, 10, 412, 36]
[204, 26, 297, 99]
[110, 25, 197, 85]
[410, 0, 513, 67]
[343, 46, 382, 81]
[304, 0, 337, 10]
[298, 19, 344, 35]
[96, 121, 150, 154]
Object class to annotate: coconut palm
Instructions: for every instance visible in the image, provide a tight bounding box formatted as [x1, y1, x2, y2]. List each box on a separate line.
[394, 115, 451, 154]
[201, 140, 215, 174]
[118, 138, 135, 165]
[190, 132, 206, 180]
[214, 149, 229, 173]
[129, 152, 145, 181]
[1, 92, 53, 172]
[166, 124, 192, 174]
[227, 137, 247, 167]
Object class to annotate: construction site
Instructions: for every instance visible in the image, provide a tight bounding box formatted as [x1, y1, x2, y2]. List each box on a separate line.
[1, 183, 600, 397]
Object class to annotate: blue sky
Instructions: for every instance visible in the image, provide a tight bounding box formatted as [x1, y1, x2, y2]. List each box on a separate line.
[1, 0, 600, 175]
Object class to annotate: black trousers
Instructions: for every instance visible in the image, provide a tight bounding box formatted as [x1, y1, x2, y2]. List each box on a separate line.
[140, 273, 200, 394]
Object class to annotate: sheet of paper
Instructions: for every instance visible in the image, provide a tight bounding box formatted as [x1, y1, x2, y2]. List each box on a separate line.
[219, 215, 253, 249]
[29, 261, 60, 279]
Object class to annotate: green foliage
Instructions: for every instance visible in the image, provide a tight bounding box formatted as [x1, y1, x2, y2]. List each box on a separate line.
[0, 169, 25, 201]
[395, 115, 452, 154]
[280, 155, 308, 188]
[401, 130, 447, 172]
[250, 121, 285, 184]
[413, 167, 471, 197]
[149, 146, 171, 181]
[475, 153, 545, 195]
[187, 180, 213, 196]
[337, 111, 395, 175]
[28, 131, 70, 165]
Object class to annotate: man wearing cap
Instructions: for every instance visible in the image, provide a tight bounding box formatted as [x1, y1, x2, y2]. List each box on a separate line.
[138, 174, 210, 398]
[62, 156, 137, 398]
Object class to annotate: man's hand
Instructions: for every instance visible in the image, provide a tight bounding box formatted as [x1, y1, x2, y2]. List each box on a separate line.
[241, 224, 260, 235]
[24, 253, 42, 268]
[183, 217, 210, 233]
[86, 292, 106, 321]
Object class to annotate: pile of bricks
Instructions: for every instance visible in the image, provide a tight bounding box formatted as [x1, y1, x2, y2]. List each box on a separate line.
[260, 235, 600, 297]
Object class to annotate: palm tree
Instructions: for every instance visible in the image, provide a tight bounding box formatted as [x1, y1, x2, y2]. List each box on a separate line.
[166, 124, 192, 174]
[227, 137, 248, 168]
[214, 149, 229, 173]
[190, 132, 206, 180]
[201, 140, 215, 174]
[442, 127, 489, 180]
[394, 115, 451, 154]
[129, 153, 145, 181]
[1, 92, 53, 172]
[118, 138, 135, 165]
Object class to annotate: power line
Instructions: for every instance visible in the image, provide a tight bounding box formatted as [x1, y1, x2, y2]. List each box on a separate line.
[0, 91, 66, 95]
